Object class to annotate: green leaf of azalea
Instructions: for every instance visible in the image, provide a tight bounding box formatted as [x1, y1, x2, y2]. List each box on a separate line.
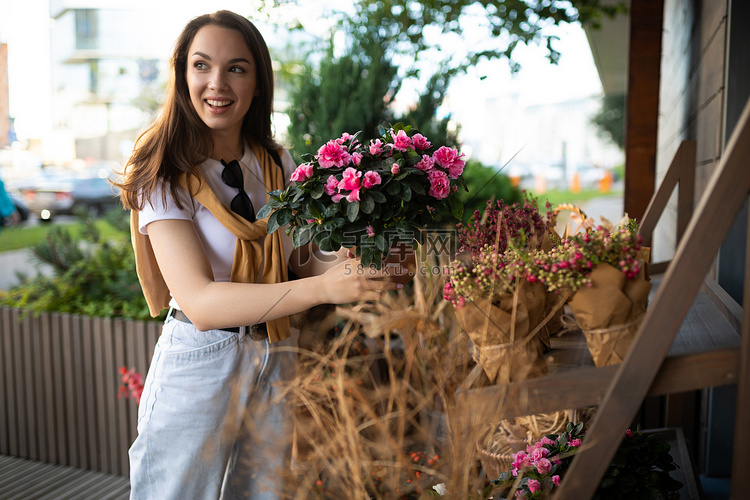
[256, 202, 274, 220]
[324, 203, 340, 218]
[386, 182, 400, 195]
[369, 190, 387, 203]
[347, 200, 360, 222]
[374, 234, 387, 253]
[400, 184, 412, 201]
[313, 230, 336, 252]
[266, 211, 281, 234]
[292, 225, 314, 247]
[275, 208, 293, 227]
[310, 183, 325, 199]
[405, 176, 426, 195]
[361, 194, 375, 214]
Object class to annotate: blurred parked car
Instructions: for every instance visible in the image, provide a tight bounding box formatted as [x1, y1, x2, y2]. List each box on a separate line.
[15, 165, 121, 221]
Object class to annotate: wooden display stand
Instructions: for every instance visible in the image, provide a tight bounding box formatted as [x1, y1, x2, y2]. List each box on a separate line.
[466, 99, 750, 499]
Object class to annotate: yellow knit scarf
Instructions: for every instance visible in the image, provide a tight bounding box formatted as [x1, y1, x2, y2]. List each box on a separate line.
[130, 141, 290, 343]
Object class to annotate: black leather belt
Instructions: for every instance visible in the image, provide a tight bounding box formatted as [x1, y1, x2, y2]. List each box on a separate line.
[169, 309, 268, 341]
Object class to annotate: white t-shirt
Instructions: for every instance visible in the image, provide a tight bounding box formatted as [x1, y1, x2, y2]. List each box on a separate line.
[138, 143, 296, 310]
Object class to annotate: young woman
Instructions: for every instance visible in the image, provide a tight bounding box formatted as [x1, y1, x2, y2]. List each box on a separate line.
[117, 10, 400, 499]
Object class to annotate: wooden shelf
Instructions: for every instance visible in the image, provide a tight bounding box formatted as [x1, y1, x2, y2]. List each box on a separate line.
[465, 274, 742, 423]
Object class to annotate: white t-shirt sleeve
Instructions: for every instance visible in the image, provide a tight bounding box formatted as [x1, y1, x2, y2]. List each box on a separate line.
[137, 182, 195, 235]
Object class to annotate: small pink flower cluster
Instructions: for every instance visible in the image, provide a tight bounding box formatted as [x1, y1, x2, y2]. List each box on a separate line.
[118, 366, 144, 404]
[445, 198, 645, 308]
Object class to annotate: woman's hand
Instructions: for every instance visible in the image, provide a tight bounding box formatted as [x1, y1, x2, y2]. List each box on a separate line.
[318, 254, 402, 304]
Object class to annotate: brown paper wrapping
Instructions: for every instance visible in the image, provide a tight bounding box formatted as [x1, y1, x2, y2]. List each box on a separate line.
[454, 281, 548, 383]
[568, 262, 651, 367]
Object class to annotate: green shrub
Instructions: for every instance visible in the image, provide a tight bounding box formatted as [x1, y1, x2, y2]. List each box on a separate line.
[452, 160, 523, 224]
[0, 208, 160, 321]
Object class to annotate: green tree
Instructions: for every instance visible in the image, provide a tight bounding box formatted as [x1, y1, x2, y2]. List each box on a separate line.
[286, 35, 399, 160]
[348, 0, 627, 72]
[592, 93, 625, 149]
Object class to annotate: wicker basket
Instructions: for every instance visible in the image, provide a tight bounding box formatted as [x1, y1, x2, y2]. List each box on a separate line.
[476, 410, 588, 479]
[476, 425, 520, 480]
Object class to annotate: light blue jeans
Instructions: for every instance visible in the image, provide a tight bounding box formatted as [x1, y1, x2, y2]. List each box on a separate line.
[129, 315, 297, 499]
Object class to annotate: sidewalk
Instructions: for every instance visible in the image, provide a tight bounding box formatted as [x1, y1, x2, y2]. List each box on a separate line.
[0, 248, 52, 290]
[581, 194, 625, 223]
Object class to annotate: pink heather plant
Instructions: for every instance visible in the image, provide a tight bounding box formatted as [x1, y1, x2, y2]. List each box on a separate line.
[259, 124, 467, 269]
[444, 195, 556, 309]
[526, 219, 644, 294]
[444, 197, 645, 309]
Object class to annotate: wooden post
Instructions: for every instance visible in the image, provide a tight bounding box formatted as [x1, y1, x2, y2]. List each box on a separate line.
[623, 0, 664, 221]
[730, 211, 750, 498]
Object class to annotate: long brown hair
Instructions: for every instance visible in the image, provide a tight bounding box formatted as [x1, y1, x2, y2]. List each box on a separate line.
[118, 10, 278, 210]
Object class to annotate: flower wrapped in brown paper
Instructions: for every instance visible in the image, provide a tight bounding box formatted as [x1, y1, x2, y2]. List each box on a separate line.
[568, 262, 651, 367]
[454, 280, 549, 383]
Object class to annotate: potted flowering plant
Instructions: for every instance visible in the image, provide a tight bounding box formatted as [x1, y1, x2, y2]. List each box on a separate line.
[526, 214, 651, 367]
[443, 196, 559, 383]
[492, 422, 682, 499]
[258, 124, 466, 269]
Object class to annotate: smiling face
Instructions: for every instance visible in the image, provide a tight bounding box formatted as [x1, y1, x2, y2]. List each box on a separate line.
[186, 25, 258, 146]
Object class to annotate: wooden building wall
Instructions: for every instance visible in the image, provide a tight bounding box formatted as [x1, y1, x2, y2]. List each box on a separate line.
[653, 0, 727, 263]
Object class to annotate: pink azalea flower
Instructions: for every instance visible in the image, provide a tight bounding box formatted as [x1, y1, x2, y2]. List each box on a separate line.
[625, 429, 634, 439]
[290, 163, 314, 182]
[391, 129, 413, 152]
[351, 152, 363, 165]
[363, 171, 382, 189]
[324, 175, 339, 196]
[391, 163, 400, 175]
[552, 475, 561, 487]
[569, 438, 582, 447]
[366, 225, 375, 238]
[527, 479, 541, 493]
[432, 146, 465, 178]
[316, 140, 351, 168]
[346, 189, 361, 202]
[529, 447, 549, 461]
[338, 132, 354, 143]
[369, 139, 385, 155]
[411, 133, 432, 150]
[338, 167, 362, 191]
[332, 193, 344, 203]
[535, 458, 552, 475]
[415, 154, 435, 171]
[428, 169, 451, 199]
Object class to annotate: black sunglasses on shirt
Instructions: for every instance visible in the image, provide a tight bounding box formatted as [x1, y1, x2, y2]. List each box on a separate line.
[220, 159, 256, 223]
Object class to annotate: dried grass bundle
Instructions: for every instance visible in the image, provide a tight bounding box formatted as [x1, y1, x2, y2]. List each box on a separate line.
[275, 247, 499, 499]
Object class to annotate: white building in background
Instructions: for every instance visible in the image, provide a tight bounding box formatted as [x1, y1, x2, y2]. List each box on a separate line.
[448, 89, 624, 192]
[48, 2, 167, 162]
[43, 0, 302, 164]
